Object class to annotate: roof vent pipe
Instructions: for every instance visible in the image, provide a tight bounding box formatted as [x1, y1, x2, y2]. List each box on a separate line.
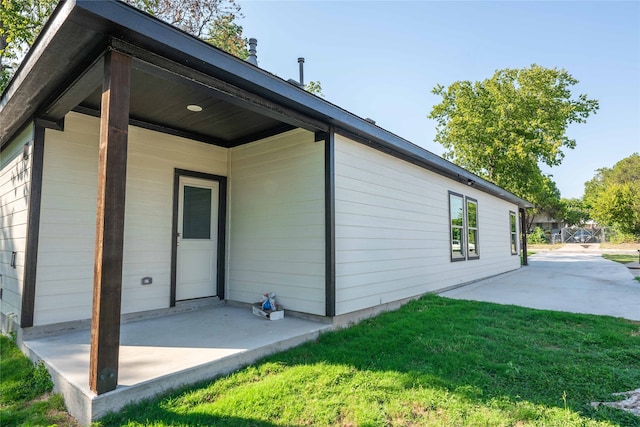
[247, 38, 258, 66]
[298, 57, 304, 86]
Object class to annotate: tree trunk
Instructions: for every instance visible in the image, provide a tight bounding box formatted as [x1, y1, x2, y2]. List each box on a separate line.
[525, 208, 535, 233]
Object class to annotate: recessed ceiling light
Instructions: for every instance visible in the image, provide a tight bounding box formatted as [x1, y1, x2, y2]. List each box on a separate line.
[187, 104, 203, 112]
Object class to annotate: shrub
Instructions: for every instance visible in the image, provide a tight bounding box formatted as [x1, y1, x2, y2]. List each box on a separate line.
[527, 226, 548, 244]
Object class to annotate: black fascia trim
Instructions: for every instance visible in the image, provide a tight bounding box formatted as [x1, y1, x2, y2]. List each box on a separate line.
[73, 2, 331, 131]
[324, 130, 336, 317]
[128, 118, 229, 147]
[1, 0, 76, 99]
[228, 124, 296, 147]
[72, 105, 229, 147]
[34, 117, 64, 131]
[448, 191, 466, 263]
[39, 52, 105, 122]
[118, 43, 328, 134]
[170, 169, 227, 306]
[72, 0, 529, 210]
[3, 0, 531, 210]
[21, 124, 45, 328]
[465, 196, 480, 260]
[0, 2, 105, 149]
[334, 128, 533, 209]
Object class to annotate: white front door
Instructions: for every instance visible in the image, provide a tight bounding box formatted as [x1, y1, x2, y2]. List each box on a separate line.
[176, 176, 219, 301]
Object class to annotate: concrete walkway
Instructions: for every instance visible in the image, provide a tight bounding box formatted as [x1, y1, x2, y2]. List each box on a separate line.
[22, 304, 331, 425]
[441, 246, 640, 321]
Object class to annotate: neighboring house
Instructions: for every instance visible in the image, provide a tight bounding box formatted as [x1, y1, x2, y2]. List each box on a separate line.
[529, 212, 566, 243]
[0, 0, 531, 396]
[530, 212, 565, 235]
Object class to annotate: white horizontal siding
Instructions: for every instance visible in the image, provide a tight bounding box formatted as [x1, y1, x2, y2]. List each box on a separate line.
[34, 112, 228, 326]
[0, 124, 34, 324]
[228, 129, 325, 315]
[334, 135, 520, 315]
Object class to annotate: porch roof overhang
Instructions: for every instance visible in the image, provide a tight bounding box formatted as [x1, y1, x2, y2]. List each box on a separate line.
[0, 0, 533, 209]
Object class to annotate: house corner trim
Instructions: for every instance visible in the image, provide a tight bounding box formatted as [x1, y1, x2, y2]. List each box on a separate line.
[20, 124, 45, 328]
[325, 129, 336, 317]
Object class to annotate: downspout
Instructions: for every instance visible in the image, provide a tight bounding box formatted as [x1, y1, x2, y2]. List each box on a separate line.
[519, 208, 528, 266]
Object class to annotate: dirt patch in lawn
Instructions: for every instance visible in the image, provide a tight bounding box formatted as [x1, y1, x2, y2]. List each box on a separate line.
[591, 388, 640, 416]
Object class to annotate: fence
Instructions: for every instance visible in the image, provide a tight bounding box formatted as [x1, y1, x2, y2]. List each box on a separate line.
[547, 227, 605, 244]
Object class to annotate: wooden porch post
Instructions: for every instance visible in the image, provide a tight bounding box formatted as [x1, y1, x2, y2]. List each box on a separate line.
[89, 50, 131, 395]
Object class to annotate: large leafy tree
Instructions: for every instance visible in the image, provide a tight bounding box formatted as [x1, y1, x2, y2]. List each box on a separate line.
[0, 0, 248, 92]
[560, 197, 591, 227]
[429, 64, 599, 220]
[129, 0, 248, 58]
[522, 173, 564, 232]
[584, 153, 640, 237]
[0, 0, 57, 90]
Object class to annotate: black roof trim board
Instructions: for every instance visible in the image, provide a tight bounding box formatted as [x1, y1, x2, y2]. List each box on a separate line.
[228, 124, 297, 147]
[0, 0, 532, 209]
[110, 39, 330, 133]
[72, 105, 229, 147]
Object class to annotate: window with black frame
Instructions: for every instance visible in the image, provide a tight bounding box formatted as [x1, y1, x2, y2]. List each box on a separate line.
[467, 198, 479, 259]
[449, 192, 465, 260]
[449, 192, 480, 261]
[510, 211, 518, 255]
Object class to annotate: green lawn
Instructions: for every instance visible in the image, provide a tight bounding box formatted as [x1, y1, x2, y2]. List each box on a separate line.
[3, 296, 639, 426]
[0, 335, 77, 426]
[95, 295, 640, 427]
[602, 253, 639, 264]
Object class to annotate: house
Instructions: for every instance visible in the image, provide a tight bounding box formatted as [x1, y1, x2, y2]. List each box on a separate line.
[530, 211, 565, 235]
[1, 0, 532, 403]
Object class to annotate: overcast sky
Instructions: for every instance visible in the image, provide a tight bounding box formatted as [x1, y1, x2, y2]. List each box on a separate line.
[239, 0, 640, 199]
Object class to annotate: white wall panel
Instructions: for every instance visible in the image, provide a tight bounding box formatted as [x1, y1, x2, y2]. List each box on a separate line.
[228, 129, 325, 315]
[334, 135, 520, 315]
[0, 124, 34, 324]
[33, 113, 228, 325]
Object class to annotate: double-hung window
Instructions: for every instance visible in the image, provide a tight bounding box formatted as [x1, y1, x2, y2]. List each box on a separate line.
[449, 192, 479, 261]
[466, 198, 479, 259]
[509, 211, 518, 255]
[449, 193, 465, 260]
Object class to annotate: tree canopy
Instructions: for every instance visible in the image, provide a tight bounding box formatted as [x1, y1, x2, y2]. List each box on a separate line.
[559, 197, 591, 227]
[584, 153, 640, 237]
[0, 0, 328, 97]
[0, 0, 57, 90]
[1, 0, 248, 92]
[129, 0, 248, 58]
[429, 64, 599, 223]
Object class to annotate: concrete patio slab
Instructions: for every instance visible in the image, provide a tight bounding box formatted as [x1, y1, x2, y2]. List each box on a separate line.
[21, 304, 332, 425]
[441, 250, 640, 321]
